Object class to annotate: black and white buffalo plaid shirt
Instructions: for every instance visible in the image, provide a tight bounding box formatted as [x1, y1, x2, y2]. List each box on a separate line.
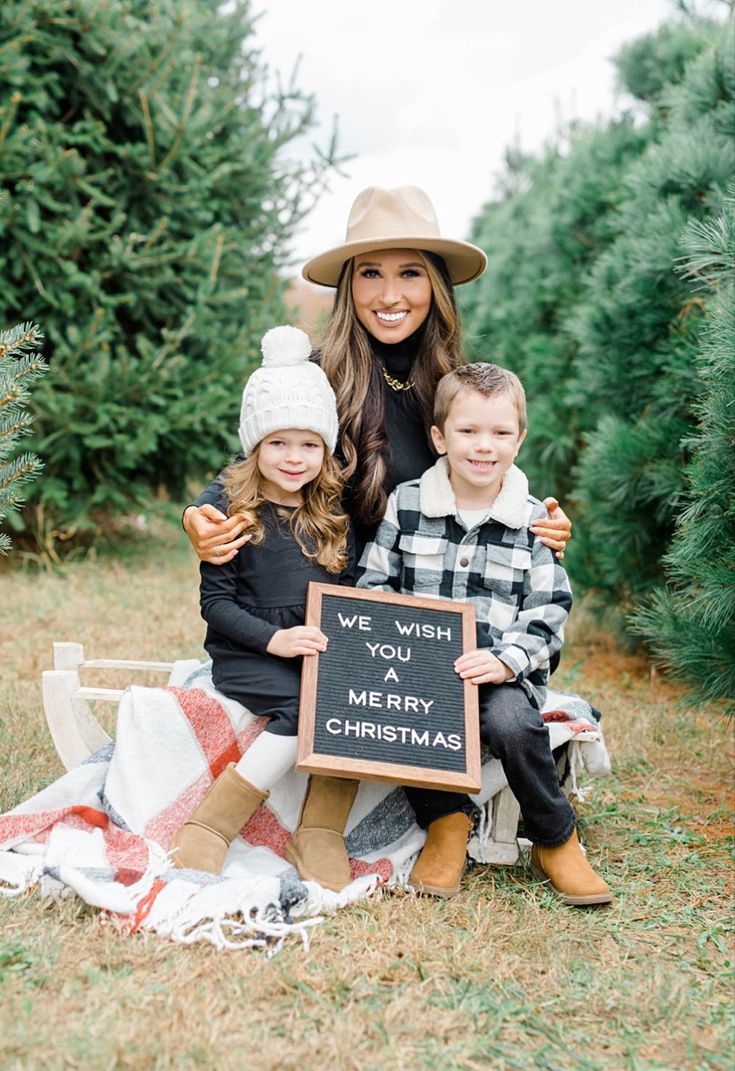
[356, 457, 572, 710]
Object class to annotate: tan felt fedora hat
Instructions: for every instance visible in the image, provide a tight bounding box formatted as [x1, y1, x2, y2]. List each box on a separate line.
[302, 185, 488, 287]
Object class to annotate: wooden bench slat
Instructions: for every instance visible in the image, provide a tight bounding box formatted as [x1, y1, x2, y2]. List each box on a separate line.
[80, 660, 174, 672]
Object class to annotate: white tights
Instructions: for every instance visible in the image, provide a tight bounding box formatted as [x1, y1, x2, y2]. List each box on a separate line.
[234, 730, 298, 792]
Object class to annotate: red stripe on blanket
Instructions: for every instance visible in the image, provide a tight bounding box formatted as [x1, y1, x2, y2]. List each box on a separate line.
[350, 857, 393, 883]
[114, 868, 146, 887]
[129, 878, 167, 933]
[0, 807, 149, 874]
[0, 806, 108, 846]
[143, 718, 270, 848]
[239, 808, 394, 885]
[240, 804, 291, 857]
[70, 806, 108, 828]
[102, 825, 150, 870]
[543, 710, 596, 733]
[169, 687, 242, 778]
[543, 709, 573, 722]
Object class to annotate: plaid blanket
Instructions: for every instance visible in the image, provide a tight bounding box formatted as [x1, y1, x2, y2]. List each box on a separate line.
[0, 662, 610, 954]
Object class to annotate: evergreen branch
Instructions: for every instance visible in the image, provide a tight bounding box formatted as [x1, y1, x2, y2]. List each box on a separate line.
[0, 415, 34, 440]
[0, 322, 42, 361]
[158, 53, 201, 173]
[208, 232, 224, 288]
[0, 321, 46, 551]
[0, 454, 43, 493]
[0, 91, 21, 152]
[138, 89, 157, 171]
[678, 191, 735, 286]
[151, 311, 196, 369]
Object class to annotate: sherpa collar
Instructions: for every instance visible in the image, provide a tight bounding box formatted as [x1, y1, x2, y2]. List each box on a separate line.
[419, 456, 529, 529]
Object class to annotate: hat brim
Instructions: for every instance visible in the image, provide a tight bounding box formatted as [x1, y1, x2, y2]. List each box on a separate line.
[302, 235, 487, 288]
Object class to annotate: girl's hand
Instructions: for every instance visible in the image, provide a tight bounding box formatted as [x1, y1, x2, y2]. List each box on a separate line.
[267, 627, 329, 658]
[184, 504, 252, 564]
[530, 498, 572, 560]
[454, 649, 514, 685]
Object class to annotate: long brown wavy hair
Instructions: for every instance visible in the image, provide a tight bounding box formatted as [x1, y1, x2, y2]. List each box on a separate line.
[222, 447, 349, 574]
[318, 251, 464, 526]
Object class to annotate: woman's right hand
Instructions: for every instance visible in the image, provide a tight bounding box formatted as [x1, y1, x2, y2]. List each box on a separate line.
[183, 504, 252, 564]
[266, 627, 328, 658]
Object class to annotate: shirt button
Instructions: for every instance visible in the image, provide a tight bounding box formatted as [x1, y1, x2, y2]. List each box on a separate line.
[459, 557, 469, 567]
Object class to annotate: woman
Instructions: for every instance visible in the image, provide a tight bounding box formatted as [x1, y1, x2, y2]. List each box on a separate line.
[184, 186, 572, 895]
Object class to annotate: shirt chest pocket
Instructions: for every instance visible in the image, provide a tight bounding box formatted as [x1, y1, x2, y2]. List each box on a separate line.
[399, 533, 447, 591]
[483, 543, 532, 601]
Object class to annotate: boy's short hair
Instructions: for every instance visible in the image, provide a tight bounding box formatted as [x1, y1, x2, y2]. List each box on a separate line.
[433, 363, 527, 435]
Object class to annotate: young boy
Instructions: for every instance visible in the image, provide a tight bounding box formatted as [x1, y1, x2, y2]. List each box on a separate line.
[357, 364, 612, 906]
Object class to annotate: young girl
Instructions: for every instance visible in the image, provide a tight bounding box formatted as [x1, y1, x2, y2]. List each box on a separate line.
[171, 325, 359, 891]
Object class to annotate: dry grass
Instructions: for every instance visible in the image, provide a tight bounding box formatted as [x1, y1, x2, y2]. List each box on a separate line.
[0, 519, 733, 1071]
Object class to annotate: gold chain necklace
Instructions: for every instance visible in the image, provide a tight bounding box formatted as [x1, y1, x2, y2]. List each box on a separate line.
[382, 367, 414, 391]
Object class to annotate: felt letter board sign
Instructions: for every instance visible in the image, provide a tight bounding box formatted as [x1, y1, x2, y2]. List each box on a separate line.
[297, 583, 481, 793]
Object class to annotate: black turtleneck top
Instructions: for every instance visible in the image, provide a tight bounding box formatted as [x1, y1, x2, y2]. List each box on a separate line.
[370, 327, 436, 498]
[193, 328, 437, 554]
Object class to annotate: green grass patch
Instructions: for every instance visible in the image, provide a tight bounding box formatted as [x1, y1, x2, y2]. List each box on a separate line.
[0, 517, 733, 1070]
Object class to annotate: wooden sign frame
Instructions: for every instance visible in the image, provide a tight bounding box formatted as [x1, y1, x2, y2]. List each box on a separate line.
[297, 582, 481, 793]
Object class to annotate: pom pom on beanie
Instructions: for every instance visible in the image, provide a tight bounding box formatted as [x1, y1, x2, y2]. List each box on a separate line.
[238, 325, 339, 457]
[260, 325, 312, 367]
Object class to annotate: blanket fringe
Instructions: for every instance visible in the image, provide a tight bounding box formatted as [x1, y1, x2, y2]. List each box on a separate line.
[566, 742, 593, 803]
[474, 798, 494, 857]
[0, 851, 42, 896]
[168, 904, 323, 956]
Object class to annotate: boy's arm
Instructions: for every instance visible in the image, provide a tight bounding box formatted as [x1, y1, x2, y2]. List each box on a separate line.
[493, 536, 572, 681]
[199, 556, 279, 654]
[355, 492, 403, 592]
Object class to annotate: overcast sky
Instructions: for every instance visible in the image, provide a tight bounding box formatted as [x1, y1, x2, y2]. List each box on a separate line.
[251, 1, 692, 273]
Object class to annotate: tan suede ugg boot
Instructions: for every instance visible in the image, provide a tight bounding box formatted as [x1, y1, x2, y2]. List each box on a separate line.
[530, 828, 613, 906]
[409, 812, 473, 898]
[170, 763, 269, 875]
[284, 775, 359, 892]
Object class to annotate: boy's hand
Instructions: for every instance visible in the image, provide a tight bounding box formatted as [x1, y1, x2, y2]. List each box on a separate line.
[454, 649, 514, 685]
[184, 504, 252, 564]
[267, 627, 328, 658]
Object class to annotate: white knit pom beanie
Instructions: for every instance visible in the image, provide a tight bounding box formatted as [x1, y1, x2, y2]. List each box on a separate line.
[238, 326, 339, 457]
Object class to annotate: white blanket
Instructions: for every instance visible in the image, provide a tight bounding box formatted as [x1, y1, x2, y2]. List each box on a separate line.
[0, 663, 609, 954]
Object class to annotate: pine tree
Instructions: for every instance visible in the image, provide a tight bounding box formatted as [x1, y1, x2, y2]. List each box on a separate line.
[0, 0, 337, 541]
[631, 194, 735, 711]
[461, 116, 651, 504]
[0, 323, 47, 553]
[462, 13, 734, 642]
[567, 17, 734, 609]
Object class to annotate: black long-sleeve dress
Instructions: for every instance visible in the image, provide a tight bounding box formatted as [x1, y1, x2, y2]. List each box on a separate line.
[200, 499, 355, 736]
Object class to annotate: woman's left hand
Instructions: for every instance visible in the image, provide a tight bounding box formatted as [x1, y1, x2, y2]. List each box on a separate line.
[531, 497, 572, 559]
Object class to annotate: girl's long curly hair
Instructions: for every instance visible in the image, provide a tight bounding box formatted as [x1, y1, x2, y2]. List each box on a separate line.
[222, 447, 349, 574]
[318, 251, 464, 527]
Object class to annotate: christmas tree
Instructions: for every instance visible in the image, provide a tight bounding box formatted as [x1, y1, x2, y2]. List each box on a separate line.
[631, 193, 735, 711]
[462, 12, 734, 641]
[566, 16, 734, 609]
[0, 0, 338, 542]
[0, 323, 47, 553]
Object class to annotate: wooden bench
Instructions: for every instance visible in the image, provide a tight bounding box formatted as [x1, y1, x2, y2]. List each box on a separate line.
[42, 641, 524, 864]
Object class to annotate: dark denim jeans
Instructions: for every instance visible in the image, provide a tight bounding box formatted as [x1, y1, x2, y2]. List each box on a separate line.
[405, 683, 575, 847]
